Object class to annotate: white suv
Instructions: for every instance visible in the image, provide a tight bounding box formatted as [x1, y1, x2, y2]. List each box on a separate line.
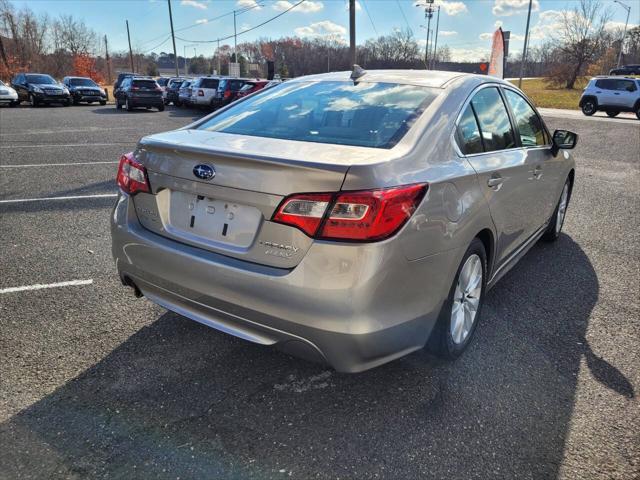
[579, 76, 640, 119]
[190, 76, 220, 108]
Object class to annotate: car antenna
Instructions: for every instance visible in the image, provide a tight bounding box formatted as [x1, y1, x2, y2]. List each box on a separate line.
[350, 64, 366, 82]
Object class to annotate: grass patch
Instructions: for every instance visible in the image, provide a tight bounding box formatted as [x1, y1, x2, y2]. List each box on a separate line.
[509, 78, 588, 110]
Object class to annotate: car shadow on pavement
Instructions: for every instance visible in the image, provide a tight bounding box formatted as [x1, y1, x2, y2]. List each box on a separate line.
[90, 106, 204, 121]
[0, 235, 634, 479]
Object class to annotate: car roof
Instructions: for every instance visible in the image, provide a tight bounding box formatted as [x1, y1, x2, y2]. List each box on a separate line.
[288, 69, 481, 88]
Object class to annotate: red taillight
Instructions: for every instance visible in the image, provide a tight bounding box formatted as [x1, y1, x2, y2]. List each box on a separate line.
[131, 86, 139, 91]
[198, 89, 204, 96]
[223, 89, 231, 98]
[272, 184, 427, 242]
[116, 152, 150, 195]
[273, 193, 332, 237]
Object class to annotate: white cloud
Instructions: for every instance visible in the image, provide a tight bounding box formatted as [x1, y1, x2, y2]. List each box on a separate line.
[181, 0, 207, 10]
[492, 0, 539, 17]
[479, 32, 494, 40]
[495, 20, 503, 28]
[528, 9, 564, 40]
[605, 20, 639, 32]
[448, 46, 490, 62]
[344, 0, 362, 11]
[236, 0, 261, 9]
[436, 1, 468, 16]
[294, 20, 347, 41]
[195, 18, 208, 24]
[439, 30, 458, 36]
[275, 0, 324, 13]
[240, 23, 251, 30]
[480, 30, 525, 41]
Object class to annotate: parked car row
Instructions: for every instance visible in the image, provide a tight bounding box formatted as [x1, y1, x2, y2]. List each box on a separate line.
[1, 73, 108, 107]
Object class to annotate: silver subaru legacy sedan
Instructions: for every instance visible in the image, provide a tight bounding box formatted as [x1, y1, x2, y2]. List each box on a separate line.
[111, 68, 577, 372]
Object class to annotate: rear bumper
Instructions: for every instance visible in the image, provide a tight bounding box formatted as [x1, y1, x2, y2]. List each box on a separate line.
[111, 193, 461, 372]
[129, 96, 163, 107]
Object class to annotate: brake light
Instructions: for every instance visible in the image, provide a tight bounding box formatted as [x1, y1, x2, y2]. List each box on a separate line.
[116, 152, 150, 195]
[223, 89, 231, 98]
[131, 86, 139, 91]
[272, 184, 427, 242]
[198, 89, 204, 96]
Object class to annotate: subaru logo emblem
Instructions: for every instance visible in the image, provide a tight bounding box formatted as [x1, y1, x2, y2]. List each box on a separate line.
[193, 164, 215, 180]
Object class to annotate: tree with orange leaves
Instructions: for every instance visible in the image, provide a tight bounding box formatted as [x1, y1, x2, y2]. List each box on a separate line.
[72, 53, 104, 83]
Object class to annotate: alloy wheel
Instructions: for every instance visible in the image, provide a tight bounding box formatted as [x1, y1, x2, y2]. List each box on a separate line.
[450, 254, 482, 345]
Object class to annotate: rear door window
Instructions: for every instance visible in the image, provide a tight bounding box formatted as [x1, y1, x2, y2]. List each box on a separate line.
[456, 105, 483, 155]
[133, 80, 158, 89]
[503, 89, 547, 147]
[470, 87, 516, 152]
[614, 79, 637, 92]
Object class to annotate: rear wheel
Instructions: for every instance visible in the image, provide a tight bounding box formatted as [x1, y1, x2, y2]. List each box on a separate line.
[99, 100, 106, 106]
[581, 99, 596, 116]
[635, 105, 640, 120]
[542, 179, 570, 242]
[126, 98, 133, 112]
[606, 110, 620, 118]
[428, 238, 486, 359]
[158, 104, 165, 112]
[116, 98, 122, 109]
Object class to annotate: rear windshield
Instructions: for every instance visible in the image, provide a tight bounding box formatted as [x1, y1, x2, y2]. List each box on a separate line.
[69, 78, 97, 86]
[239, 83, 255, 92]
[181, 81, 191, 88]
[197, 81, 438, 149]
[200, 78, 219, 88]
[156, 78, 170, 86]
[132, 80, 158, 89]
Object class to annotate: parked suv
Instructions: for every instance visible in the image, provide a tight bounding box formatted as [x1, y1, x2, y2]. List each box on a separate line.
[164, 77, 186, 105]
[190, 76, 220, 108]
[63, 76, 107, 105]
[111, 70, 578, 372]
[609, 64, 640, 76]
[113, 72, 134, 96]
[235, 80, 269, 99]
[11, 73, 71, 107]
[178, 79, 194, 107]
[579, 76, 640, 119]
[115, 77, 164, 112]
[211, 77, 250, 109]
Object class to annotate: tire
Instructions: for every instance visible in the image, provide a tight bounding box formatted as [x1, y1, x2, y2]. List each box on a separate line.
[29, 94, 38, 107]
[116, 98, 122, 110]
[158, 105, 165, 112]
[427, 238, 487, 359]
[9, 100, 18, 107]
[581, 99, 596, 116]
[606, 110, 620, 118]
[100, 101, 106, 106]
[542, 179, 571, 242]
[73, 97, 79, 105]
[126, 98, 133, 112]
[175, 100, 181, 107]
[636, 105, 640, 120]
[64, 99, 72, 106]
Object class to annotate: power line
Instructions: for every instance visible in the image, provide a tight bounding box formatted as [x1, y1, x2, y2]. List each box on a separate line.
[175, 0, 307, 44]
[142, 35, 172, 54]
[396, 0, 413, 34]
[361, 0, 378, 36]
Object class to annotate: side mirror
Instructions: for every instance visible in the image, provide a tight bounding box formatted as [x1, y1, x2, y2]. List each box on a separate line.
[551, 129, 578, 156]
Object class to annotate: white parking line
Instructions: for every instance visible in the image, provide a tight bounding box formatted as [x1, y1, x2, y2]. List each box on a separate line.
[0, 279, 93, 294]
[0, 161, 118, 168]
[0, 143, 133, 149]
[0, 193, 118, 204]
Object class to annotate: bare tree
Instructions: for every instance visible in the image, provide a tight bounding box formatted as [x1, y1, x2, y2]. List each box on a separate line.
[554, 0, 611, 89]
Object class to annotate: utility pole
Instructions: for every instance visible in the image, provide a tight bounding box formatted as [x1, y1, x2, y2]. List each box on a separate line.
[517, 0, 532, 88]
[126, 20, 135, 73]
[233, 10, 238, 63]
[417, 0, 435, 69]
[614, 0, 631, 68]
[349, 0, 356, 66]
[431, 6, 440, 69]
[167, 0, 179, 77]
[104, 35, 112, 83]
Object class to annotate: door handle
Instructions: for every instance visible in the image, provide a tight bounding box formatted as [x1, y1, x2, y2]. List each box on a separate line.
[614, 92, 620, 95]
[532, 165, 543, 179]
[487, 175, 503, 189]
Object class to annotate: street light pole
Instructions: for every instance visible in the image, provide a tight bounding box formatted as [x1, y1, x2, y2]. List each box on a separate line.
[518, 0, 533, 89]
[417, 0, 435, 70]
[431, 6, 440, 70]
[167, 0, 179, 78]
[614, 0, 631, 68]
[349, 0, 356, 66]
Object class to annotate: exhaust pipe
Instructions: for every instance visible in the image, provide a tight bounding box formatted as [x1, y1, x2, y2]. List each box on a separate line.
[122, 275, 143, 298]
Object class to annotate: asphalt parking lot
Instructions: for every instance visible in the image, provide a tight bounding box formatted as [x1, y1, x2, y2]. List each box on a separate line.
[0, 103, 638, 480]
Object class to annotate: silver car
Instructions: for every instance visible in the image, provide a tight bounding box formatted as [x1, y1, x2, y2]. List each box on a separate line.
[111, 69, 577, 372]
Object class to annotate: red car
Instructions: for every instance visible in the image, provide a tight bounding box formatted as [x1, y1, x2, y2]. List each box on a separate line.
[235, 80, 269, 99]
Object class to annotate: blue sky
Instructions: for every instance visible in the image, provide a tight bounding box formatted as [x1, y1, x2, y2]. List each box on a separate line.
[14, 0, 640, 61]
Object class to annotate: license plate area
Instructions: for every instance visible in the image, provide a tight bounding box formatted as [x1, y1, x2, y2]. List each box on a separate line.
[166, 190, 262, 249]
